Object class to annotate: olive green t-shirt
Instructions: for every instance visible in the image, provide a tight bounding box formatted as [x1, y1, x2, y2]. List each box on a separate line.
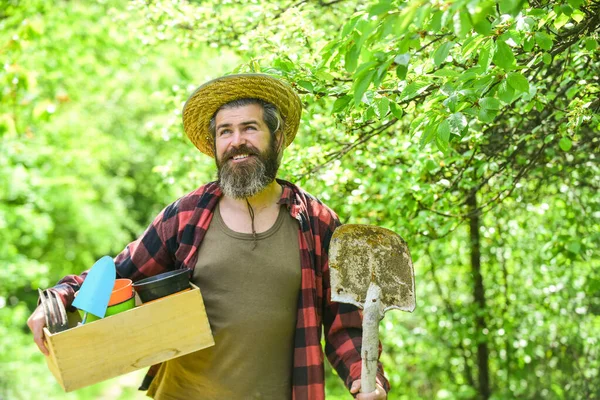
[147, 203, 301, 400]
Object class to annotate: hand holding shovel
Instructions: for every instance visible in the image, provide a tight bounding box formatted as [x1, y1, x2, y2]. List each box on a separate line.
[329, 224, 416, 394]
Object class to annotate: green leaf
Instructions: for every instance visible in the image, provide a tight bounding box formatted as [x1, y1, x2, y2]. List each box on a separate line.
[395, 1, 420, 34]
[376, 97, 390, 118]
[444, 94, 458, 112]
[453, 11, 472, 38]
[420, 120, 438, 148]
[414, 4, 432, 30]
[369, 1, 394, 16]
[560, 5, 573, 16]
[566, 240, 580, 254]
[436, 120, 450, 153]
[499, 0, 524, 15]
[425, 159, 438, 172]
[523, 36, 535, 52]
[355, 18, 377, 48]
[400, 82, 430, 100]
[297, 80, 314, 92]
[559, 137, 572, 151]
[572, 10, 585, 22]
[434, 41, 454, 67]
[396, 65, 408, 80]
[315, 71, 335, 81]
[462, 36, 483, 59]
[373, 59, 392, 87]
[554, 13, 570, 30]
[319, 40, 341, 66]
[341, 15, 361, 37]
[480, 97, 501, 110]
[394, 53, 410, 80]
[447, 112, 467, 135]
[433, 68, 460, 77]
[428, 10, 443, 31]
[457, 68, 480, 83]
[332, 95, 352, 113]
[394, 53, 410, 66]
[473, 74, 495, 93]
[345, 43, 361, 73]
[507, 72, 529, 93]
[473, 19, 491, 35]
[493, 40, 515, 71]
[365, 105, 376, 120]
[355, 60, 378, 74]
[543, 52, 552, 65]
[478, 40, 494, 70]
[535, 32, 553, 51]
[388, 102, 402, 119]
[478, 107, 497, 123]
[568, 0, 584, 7]
[353, 70, 376, 104]
[498, 80, 515, 103]
[381, 13, 399, 38]
[516, 16, 535, 32]
[410, 114, 426, 132]
[585, 38, 598, 51]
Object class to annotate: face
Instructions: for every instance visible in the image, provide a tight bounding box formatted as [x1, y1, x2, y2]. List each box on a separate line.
[214, 103, 282, 199]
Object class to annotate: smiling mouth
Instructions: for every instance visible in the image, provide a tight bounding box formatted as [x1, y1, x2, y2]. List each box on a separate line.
[231, 154, 251, 161]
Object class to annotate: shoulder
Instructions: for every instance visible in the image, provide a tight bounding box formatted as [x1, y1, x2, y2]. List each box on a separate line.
[280, 180, 340, 228]
[160, 181, 221, 222]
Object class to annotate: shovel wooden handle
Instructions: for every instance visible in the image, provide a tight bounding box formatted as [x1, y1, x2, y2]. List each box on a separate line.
[361, 282, 382, 393]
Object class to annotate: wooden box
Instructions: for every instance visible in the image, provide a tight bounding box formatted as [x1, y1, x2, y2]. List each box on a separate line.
[43, 283, 214, 392]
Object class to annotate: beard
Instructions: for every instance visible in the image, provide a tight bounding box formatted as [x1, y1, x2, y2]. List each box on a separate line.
[216, 140, 280, 199]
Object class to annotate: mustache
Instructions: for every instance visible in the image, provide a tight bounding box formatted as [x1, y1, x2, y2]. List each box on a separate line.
[222, 144, 261, 161]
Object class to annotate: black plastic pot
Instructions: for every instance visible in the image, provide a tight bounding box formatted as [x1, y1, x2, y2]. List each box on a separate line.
[132, 269, 191, 303]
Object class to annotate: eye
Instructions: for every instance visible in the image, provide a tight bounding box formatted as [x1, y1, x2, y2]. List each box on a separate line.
[244, 125, 257, 131]
[218, 129, 232, 137]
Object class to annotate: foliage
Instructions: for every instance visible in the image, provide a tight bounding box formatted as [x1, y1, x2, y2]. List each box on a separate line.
[1, 0, 598, 399]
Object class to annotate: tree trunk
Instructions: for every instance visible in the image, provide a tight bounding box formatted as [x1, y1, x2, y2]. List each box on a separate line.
[468, 192, 490, 399]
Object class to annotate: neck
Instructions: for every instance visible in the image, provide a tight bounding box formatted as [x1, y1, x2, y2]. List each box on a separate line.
[221, 179, 282, 211]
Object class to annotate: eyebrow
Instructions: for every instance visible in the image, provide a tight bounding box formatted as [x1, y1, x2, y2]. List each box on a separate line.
[216, 120, 260, 130]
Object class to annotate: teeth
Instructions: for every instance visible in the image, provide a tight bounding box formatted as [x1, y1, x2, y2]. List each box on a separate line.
[233, 154, 249, 160]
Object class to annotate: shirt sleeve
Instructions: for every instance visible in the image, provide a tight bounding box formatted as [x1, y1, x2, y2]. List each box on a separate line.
[45, 204, 178, 310]
[319, 211, 391, 394]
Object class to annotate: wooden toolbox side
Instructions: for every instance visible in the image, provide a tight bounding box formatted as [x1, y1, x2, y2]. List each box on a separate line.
[44, 283, 214, 392]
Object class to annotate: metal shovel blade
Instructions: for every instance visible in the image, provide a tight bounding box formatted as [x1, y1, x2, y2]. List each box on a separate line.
[329, 224, 416, 313]
[329, 224, 416, 394]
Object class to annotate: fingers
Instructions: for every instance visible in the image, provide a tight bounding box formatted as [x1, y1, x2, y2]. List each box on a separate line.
[33, 331, 49, 356]
[350, 379, 361, 393]
[351, 380, 387, 399]
[27, 305, 49, 356]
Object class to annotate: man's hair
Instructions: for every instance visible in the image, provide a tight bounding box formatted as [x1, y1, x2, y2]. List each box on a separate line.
[208, 98, 284, 141]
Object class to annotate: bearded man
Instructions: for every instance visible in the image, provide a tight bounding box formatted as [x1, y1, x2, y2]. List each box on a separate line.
[28, 74, 389, 399]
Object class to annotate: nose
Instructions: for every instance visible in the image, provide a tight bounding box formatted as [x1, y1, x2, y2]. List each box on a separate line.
[230, 129, 245, 147]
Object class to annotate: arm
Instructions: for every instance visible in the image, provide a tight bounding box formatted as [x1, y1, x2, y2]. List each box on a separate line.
[52, 205, 177, 308]
[27, 203, 178, 355]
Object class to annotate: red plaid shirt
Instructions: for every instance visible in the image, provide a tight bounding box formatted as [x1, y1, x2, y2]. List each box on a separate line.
[51, 179, 390, 398]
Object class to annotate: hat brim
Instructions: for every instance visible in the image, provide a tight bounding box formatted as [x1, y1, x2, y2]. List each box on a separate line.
[182, 74, 302, 158]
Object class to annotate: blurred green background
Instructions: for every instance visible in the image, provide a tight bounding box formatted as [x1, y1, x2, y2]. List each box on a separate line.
[1, 0, 598, 399]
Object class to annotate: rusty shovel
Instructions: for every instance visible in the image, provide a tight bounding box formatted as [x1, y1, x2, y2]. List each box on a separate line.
[329, 224, 416, 394]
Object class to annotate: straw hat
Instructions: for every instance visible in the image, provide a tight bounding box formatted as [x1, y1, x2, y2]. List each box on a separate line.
[182, 73, 302, 157]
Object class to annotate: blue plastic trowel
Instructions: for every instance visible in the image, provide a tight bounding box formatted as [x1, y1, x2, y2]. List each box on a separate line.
[72, 256, 116, 324]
